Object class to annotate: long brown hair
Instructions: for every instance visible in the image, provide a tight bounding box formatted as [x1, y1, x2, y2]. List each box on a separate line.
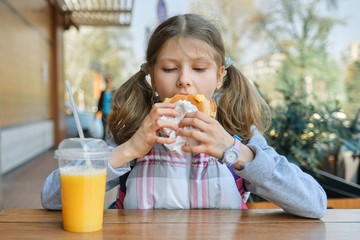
[108, 14, 271, 144]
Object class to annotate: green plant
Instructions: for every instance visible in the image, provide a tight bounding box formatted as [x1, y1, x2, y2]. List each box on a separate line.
[265, 87, 353, 170]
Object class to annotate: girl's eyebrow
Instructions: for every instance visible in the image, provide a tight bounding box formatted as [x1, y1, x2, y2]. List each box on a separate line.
[192, 57, 210, 62]
[156, 57, 178, 64]
[158, 57, 212, 63]
[157, 58, 177, 62]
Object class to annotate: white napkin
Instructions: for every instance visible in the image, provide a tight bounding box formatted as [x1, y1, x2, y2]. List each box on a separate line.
[160, 100, 199, 155]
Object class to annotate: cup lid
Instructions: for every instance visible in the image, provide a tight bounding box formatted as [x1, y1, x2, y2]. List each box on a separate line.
[55, 138, 111, 160]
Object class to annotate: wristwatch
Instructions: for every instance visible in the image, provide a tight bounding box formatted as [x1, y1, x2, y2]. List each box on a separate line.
[220, 135, 242, 166]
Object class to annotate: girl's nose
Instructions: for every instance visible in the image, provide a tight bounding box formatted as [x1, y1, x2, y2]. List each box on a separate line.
[176, 68, 192, 87]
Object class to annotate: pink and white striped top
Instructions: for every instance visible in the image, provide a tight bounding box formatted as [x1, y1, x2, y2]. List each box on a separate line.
[115, 144, 248, 209]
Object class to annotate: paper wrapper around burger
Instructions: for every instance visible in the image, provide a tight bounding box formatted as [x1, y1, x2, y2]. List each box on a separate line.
[160, 95, 216, 155]
[159, 100, 198, 155]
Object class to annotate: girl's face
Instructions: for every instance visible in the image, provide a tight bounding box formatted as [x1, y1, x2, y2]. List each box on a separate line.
[150, 37, 224, 101]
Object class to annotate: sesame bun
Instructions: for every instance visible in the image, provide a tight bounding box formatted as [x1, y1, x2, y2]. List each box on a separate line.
[164, 94, 217, 118]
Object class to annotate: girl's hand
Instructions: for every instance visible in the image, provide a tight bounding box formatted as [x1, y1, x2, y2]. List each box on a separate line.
[177, 111, 234, 159]
[110, 102, 180, 169]
[128, 102, 180, 158]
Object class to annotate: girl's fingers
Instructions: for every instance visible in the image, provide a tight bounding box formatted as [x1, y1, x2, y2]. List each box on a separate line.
[178, 111, 214, 130]
[151, 102, 179, 119]
[176, 115, 231, 157]
[154, 136, 177, 145]
[154, 119, 179, 131]
[182, 144, 208, 155]
[138, 103, 180, 145]
[177, 127, 206, 142]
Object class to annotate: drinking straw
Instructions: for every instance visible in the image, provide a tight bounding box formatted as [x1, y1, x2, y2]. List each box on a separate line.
[65, 80, 89, 152]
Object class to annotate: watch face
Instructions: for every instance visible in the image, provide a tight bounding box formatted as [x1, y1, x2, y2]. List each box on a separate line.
[224, 146, 240, 165]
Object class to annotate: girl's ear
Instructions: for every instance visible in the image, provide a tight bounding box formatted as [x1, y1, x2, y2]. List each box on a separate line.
[217, 66, 225, 89]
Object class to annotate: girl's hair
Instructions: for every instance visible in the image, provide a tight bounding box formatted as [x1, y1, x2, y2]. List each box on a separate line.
[108, 14, 271, 145]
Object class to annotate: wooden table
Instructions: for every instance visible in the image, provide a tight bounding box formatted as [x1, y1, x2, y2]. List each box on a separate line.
[0, 209, 359, 239]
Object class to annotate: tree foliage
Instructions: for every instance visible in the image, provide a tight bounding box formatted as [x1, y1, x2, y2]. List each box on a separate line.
[255, 0, 343, 102]
[64, 27, 134, 110]
[344, 61, 360, 118]
[190, 0, 263, 64]
[265, 79, 353, 169]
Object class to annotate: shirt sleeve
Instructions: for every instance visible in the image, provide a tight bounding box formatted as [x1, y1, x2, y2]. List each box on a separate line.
[40, 161, 131, 210]
[234, 129, 327, 219]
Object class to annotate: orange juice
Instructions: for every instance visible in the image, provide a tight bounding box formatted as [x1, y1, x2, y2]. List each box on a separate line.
[60, 166, 107, 232]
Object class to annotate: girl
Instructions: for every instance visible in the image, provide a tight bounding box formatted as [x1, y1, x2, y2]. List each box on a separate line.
[41, 14, 326, 218]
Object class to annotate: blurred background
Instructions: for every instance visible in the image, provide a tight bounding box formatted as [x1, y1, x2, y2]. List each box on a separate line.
[0, 0, 359, 209]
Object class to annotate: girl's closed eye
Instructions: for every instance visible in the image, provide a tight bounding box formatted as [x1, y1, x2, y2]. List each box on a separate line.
[193, 67, 206, 72]
[193, 64, 209, 72]
[162, 67, 177, 73]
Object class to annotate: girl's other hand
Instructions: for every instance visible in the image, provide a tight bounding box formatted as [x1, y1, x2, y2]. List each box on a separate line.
[177, 111, 234, 159]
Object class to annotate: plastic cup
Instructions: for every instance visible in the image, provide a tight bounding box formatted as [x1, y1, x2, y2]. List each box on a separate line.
[55, 138, 111, 233]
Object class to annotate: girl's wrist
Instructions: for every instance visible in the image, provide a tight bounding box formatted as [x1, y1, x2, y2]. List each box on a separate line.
[234, 145, 255, 170]
[110, 141, 138, 168]
[233, 160, 245, 171]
